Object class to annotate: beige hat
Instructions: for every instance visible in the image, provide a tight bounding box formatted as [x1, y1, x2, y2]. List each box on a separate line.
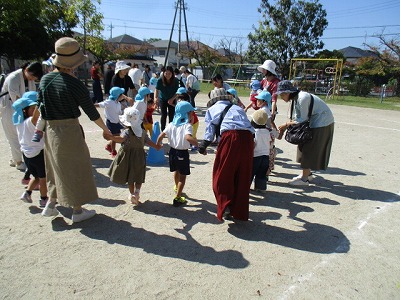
[179, 66, 186, 72]
[252, 109, 268, 126]
[52, 37, 87, 69]
[207, 88, 232, 107]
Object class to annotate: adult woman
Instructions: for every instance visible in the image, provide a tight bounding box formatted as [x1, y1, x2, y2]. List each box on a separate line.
[154, 66, 180, 130]
[257, 60, 280, 120]
[183, 69, 200, 107]
[38, 37, 113, 222]
[0, 62, 43, 171]
[199, 88, 255, 221]
[211, 74, 231, 91]
[277, 80, 334, 186]
[112, 61, 136, 99]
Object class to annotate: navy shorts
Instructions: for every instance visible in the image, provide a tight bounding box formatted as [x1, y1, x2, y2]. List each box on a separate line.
[107, 119, 124, 135]
[169, 148, 190, 175]
[23, 150, 46, 178]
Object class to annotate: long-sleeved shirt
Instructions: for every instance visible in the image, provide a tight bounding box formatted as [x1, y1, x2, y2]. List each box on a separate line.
[203, 100, 254, 142]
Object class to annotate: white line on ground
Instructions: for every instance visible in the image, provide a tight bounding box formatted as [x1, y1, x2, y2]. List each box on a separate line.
[337, 121, 400, 132]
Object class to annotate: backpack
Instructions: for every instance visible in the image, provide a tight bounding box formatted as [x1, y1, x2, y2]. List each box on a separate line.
[0, 73, 8, 97]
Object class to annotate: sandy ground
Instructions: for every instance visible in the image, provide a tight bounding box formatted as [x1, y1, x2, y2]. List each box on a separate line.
[0, 93, 399, 300]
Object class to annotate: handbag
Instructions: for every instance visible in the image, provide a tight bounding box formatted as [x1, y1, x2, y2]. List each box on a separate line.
[285, 94, 314, 145]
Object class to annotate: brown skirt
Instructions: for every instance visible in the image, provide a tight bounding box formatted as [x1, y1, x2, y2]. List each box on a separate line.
[296, 123, 334, 170]
[44, 118, 98, 207]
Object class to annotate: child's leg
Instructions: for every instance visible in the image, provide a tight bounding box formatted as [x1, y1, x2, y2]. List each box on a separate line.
[27, 177, 39, 192]
[175, 172, 187, 198]
[38, 177, 48, 198]
[128, 182, 141, 205]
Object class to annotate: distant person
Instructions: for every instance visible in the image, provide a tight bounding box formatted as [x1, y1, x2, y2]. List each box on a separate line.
[141, 65, 153, 87]
[128, 63, 142, 91]
[154, 66, 180, 131]
[111, 61, 135, 108]
[108, 107, 160, 205]
[90, 61, 103, 103]
[38, 37, 113, 222]
[277, 80, 334, 186]
[211, 74, 231, 91]
[156, 101, 198, 207]
[103, 61, 115, 97]
[198, 88, 255, 221]
[183, 69, 200, 107]
[244, 79, 262, 112]
[258, 59, 280, 120]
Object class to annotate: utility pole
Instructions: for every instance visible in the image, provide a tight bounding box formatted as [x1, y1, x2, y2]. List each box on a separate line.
[164, 0, 191, 68]
[108, 23, 115, 39]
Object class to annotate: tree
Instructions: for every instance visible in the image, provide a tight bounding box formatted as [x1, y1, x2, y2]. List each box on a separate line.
[247, 0, 328, 78]
[216, 37, 246, 64]
[0, 0, 76, 72]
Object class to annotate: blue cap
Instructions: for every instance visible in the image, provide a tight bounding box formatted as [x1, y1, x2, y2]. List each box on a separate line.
[176, 87, 187, 95]
[172, 101, 196, 127]
[149, 77, 158, 86]
[226, 88, 237, 98]
[109, 87, 125, 101]
[12, 91, 38, 125]
[250, 80, 261, 90]
[138, 86, 151, 98]
[255, 90, 272, 102]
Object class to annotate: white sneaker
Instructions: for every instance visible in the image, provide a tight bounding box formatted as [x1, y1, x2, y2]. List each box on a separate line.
[292, 174, 314, 182]
[41, 202, 59, 217]
[20, 191, 32, 203]
[16, 162, 26, 171]
[288, 178, 309, 186]
[72, 208, 96, 223]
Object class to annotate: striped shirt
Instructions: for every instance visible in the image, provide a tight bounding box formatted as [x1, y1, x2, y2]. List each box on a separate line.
[37, 72, 100, 121]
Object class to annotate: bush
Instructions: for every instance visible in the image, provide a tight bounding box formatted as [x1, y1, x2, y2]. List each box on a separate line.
[347, 77, 374, 96]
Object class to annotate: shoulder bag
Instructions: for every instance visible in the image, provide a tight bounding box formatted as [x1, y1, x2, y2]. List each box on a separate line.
[285, 94, 314, 145]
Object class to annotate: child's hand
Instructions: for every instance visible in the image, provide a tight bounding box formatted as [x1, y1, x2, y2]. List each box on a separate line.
[156, 143, 162, 151]
[103, 130, 114, 141]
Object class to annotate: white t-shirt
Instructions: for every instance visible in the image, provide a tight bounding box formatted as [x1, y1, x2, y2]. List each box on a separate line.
[128, 68, 142, 86]
[163, 123, 193, 150]
[253, 128, 271, 157]
[133, 101, 147, 120]
[16, 117, 44, 158]
[97, 99, 122, 123]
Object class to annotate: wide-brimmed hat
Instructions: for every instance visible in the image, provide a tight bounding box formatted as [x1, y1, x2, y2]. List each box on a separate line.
[252, 109, 268, 126]
[109, 87, 125, 101]
[115, 61, 131, 74]
[276, 80, 299, 94]
[207, 88, 231, 107]
[226, 88, 238, 98]
[172, 101, 196, 127]
[257, 60, 277, 75]
[12, 91, 38, 125]
[52, 37, 87, 69]
[119, 107, 142, 137]
[250, 80, 261, 91]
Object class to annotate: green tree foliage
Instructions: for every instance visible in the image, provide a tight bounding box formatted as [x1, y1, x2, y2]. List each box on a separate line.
[247, 0, 328, 78]
[0, 0, 76, 71]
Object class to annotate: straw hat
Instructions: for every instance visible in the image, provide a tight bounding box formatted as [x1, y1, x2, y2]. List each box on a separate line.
[52, 37, 87, 69]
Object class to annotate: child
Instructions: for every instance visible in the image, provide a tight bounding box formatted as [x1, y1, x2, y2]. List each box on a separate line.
[250, 109, 270, 192]
[133, 86, 152, 121]
[11, 92, 50, 209]
[173, 87, 199, 151]
[143, 98, 156, 137]
[108, 107, 161, 205]
[255, 90, 279, 175]
[95, 87, 128, 157]
[226, 88, 245, 109]
[156, 101, 198, 207]
[244, 80, 261, 112]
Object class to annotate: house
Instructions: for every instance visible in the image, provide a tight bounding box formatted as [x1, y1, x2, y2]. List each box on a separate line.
[107, 34, 156, 68]
[151, 39, 190, 68]
[339, 46, 378, 64]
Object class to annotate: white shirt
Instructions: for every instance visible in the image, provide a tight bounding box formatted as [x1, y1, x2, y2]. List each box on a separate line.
[253, 128, 271, 157]
[16, 117, 44, 158]
[163, 123, 192, 150]
[128, 68, 142, 86]
[97, 99, 122, 123]
[133, 100, 147, 120]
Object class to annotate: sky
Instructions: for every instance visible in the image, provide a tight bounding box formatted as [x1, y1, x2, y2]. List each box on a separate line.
[92, 0, 400, 52]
